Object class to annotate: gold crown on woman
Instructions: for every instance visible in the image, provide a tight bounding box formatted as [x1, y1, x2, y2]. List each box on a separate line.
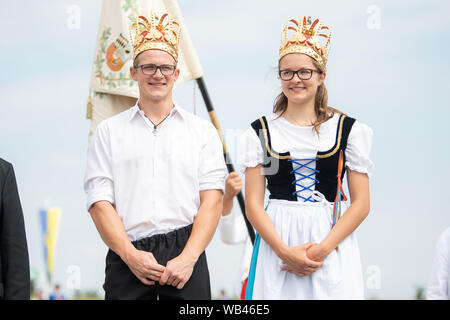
[279, 16, 332, 68]
[129, 11, 181, 62]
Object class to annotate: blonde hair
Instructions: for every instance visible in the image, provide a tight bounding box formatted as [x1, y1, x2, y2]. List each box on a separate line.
[273, 58, 343, 134]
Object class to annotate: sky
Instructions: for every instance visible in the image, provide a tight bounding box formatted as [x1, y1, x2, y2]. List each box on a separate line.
[1, 0, 450, 299]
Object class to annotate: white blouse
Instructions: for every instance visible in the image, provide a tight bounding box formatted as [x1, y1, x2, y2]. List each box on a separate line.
[427, 227, 450, 299]
[238, 113, 374, 200]
[84, 101, 227, 241]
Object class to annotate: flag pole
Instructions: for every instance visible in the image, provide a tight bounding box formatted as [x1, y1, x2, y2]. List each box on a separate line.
[196, 77, 256, 244]
[163, 0, 255, 244]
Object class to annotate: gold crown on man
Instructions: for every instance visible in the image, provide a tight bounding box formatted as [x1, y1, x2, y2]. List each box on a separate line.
[129, 11, 181, 63]
[279, 16, 332, 69]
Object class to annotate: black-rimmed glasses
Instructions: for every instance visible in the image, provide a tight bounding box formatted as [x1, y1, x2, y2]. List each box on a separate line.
[135, 64, 177, 76]
[278, 68, 322, 81]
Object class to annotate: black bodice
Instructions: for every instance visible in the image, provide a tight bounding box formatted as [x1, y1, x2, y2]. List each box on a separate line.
[250, 114, 355, 203]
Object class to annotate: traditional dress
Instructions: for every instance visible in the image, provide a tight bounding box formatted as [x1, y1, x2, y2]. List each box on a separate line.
[240, 112, 374, 299]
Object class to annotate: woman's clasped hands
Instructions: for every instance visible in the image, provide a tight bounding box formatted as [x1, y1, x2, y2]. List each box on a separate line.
[280, 242, 330, 277]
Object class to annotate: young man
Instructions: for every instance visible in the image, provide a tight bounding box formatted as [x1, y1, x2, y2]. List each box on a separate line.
[84, 12, 227, 300]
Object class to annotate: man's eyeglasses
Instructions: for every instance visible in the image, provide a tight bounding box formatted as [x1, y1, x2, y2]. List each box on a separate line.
[135, 64, 177, 76]
[278, 68, 322, 81]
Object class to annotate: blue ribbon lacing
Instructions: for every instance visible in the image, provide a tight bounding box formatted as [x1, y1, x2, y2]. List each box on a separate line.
[288, 158, 319, 202]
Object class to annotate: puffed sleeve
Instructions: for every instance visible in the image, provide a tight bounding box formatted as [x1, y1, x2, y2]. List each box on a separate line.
[238, 127, 264, 175]
[83, 121, 115, 211]
[345, 120, 374, 176]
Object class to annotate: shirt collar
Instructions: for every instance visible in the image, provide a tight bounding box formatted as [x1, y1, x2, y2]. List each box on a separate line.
[171, 102, 187, 120]
[128, 102, 141, 121]
[128, 99, 186, 122]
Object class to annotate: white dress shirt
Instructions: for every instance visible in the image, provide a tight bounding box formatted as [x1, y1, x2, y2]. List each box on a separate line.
[84, 101, 227, 241]
[427, 227, 450, 299]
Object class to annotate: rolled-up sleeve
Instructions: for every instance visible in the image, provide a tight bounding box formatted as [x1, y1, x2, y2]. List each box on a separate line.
[83, 122, 115, 211]
[198, 122, 227, 192]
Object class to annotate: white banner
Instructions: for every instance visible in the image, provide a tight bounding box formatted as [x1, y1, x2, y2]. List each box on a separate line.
[87, 0, 203, 136]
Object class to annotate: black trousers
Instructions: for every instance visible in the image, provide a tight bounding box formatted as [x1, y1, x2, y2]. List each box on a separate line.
[103, 224, 211, 300]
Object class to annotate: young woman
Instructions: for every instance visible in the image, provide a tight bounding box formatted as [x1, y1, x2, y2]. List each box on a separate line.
[240, 16, 374, 299]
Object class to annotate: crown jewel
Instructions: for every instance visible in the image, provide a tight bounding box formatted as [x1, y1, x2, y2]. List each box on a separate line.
[129, 11, 181, 62]
[279, 16, 332, 68]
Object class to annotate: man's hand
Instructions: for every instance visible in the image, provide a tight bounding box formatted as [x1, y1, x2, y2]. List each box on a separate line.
[159, 250, 197, 289]
[159, 189, 222, 289]
[123, 248, 166, 286]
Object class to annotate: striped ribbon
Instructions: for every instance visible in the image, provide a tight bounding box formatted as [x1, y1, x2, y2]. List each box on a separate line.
[331, 150, 347, 227]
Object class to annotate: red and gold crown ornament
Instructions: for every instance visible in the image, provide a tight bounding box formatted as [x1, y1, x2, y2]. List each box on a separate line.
[129, 11, 181, 63]
[279, 16, 332, 69]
